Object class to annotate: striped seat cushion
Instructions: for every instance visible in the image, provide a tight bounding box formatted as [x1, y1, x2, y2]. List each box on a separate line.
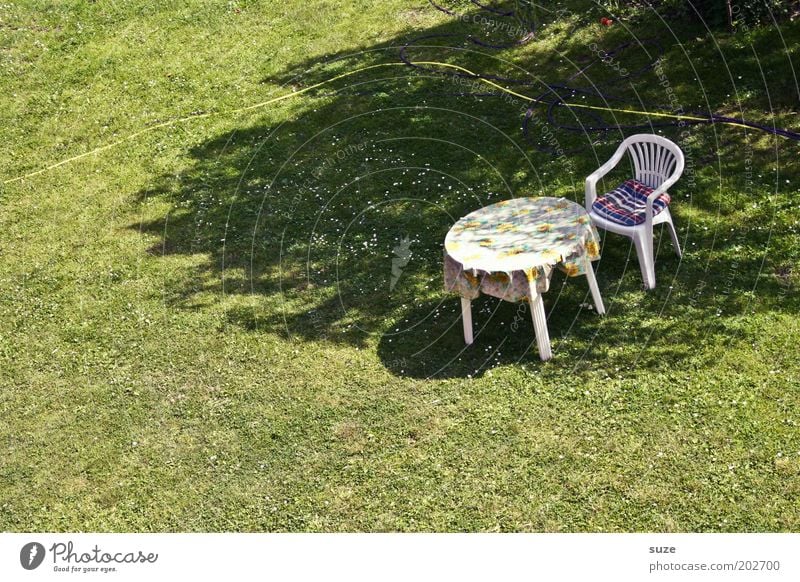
[592, 179, 671, 227]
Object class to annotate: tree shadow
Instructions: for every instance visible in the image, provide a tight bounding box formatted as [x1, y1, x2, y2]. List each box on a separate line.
[130, 1, 799, 378]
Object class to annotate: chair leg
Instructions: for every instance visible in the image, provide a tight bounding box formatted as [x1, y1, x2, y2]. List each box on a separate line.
[460, 297, 473, 345]
[633, 231, 656, 290]
[583, 256, 605, 315]
[665, 214, 682, 258]
[527, 283, 552, 361]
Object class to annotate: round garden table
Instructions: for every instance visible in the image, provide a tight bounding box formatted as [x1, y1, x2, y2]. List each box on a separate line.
[443, 196, 605, 360]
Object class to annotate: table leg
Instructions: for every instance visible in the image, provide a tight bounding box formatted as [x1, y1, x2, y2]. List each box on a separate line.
[460, 297, 473, 345]
[527, 283, 552, 361]
[583, 256, 605, 315]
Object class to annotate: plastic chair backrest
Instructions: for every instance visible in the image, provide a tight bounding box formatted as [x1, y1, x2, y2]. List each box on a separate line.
[624, 134, 684, 189]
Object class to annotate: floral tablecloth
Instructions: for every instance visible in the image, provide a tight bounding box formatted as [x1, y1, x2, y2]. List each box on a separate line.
[444, 196, 601, 302]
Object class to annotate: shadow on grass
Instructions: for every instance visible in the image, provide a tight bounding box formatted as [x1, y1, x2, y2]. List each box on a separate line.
[131, 1, 799, 378]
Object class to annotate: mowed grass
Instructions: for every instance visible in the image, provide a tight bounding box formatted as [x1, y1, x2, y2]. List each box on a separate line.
[0, 0, 799, 531]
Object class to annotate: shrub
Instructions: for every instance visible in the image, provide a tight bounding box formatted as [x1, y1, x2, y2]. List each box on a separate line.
[659, 0, 796, 29]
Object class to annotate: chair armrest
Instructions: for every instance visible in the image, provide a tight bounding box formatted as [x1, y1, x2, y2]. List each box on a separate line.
[585, 144, 628, 210]
[644, 172, 680, 227]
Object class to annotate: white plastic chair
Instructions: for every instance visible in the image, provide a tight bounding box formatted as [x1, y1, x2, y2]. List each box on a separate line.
[585, 134, 684, 290]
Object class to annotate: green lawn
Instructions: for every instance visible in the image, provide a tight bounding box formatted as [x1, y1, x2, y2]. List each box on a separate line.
[1, 0, 798, 531]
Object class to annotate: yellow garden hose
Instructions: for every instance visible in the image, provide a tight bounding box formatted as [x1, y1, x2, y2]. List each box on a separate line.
[0, 59, 778, 185]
